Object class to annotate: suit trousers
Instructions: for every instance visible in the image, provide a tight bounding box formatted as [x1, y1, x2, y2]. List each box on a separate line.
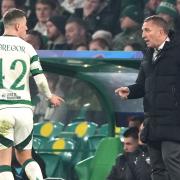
[148, 141, 180, 180]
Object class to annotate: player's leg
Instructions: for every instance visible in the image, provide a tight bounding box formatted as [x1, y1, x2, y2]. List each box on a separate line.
[14, 108, 43, 180]
[15, 149, 43, 180]
[0, 148, 14, 180]
[0, 110, 15, 180]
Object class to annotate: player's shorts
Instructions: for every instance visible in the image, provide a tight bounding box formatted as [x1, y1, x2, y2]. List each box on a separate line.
[0, 107, 33, 150]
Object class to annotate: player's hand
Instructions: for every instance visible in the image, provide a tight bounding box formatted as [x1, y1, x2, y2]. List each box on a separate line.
[49, 94, 64, 107]
[115, 87, 130, 100]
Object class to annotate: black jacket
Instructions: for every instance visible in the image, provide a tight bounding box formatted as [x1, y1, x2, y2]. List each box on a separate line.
[128, 31, 180, 141]
[72, 6, 114, 34]
[107, 146, 151, 180]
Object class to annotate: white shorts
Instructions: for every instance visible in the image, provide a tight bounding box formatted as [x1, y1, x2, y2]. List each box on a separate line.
[0, 107, 33, 150]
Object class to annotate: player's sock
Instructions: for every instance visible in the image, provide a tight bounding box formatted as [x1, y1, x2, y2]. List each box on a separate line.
[0, 165, 14, 180]
[23, 159, 43, 180]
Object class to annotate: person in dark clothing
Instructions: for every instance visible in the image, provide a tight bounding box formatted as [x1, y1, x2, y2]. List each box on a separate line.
[46, 15, 68, 50]
[107, 127, 151, 180]
[115, 15, 180, 180]
[65, 17, 89, 50]
[128, 115, 144, 129]
[24, 30, 46, 50]
[72, 0, 114, 34]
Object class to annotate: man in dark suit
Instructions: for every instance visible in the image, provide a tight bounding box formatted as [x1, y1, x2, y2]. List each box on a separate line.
[115, 15, 180, 180]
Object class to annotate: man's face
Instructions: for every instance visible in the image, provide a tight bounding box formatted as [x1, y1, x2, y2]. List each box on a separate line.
[84, 0, 100, 13]
[142, 20, 163, 48]
[89, 41, 102, 50]
[120, 16, 137, 30]
[17, 17, 28, 39]
[65, 22, 83, 45]
[1, 0, 16, 16]
[35, 3, 53, 23]
[123, 137, 138, 153]
[46, 21, 60, 40]
[148, 0, 161, 10]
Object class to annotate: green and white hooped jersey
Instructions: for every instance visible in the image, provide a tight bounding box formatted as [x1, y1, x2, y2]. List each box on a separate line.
[0, 36, 43, 109]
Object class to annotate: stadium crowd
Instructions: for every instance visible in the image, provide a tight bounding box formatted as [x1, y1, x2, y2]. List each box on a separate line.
[1, 1, 180, 180]
[0, 0, 180, 51]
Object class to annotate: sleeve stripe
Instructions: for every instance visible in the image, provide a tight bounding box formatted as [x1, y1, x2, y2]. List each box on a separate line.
[30, 55, 39, 64]
[31, 69, 43, 76]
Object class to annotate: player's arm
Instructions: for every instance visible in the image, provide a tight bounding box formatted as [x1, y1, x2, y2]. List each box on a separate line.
[33, 74, 64, 107]
[30, 53, 64, 107]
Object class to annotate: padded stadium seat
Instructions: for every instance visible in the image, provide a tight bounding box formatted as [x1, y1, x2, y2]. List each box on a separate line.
[65, 121, 98, 138]
[33, 137, 42, 150]
[33, 121, 64, 138]
[39, 137, 78, 179]
[39, 153, 64, 178]
[51, 122, 65, 137]
[87, 135, 106, 156]
[75, 137, 123, 180]
[33, 135, 49, 152]
[114, 126, 121, 136]
[64, 121, 99, 161]
[98, 123, 109, 136]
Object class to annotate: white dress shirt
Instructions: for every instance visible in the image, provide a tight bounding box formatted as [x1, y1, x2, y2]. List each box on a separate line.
[153, 37, 170, 61]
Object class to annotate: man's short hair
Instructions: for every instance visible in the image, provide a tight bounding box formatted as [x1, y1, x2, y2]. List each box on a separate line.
[144, 15, 169, 34]
[89, 38, 110, 50]
[123, 127, 139, 140]
[3, 8, 26, 26]
[66, 17, 88, 32]
[36, 0, 56, 10]
[129, 115, 144, 124]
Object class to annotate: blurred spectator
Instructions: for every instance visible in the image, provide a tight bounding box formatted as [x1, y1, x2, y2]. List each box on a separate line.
[128, 116, 144, 129]
[106, 0, 122, 34]
[24, 30, 46, 50]
[65, 17, 89, 49]
[176, 0, 180, 14]
[1, 0, 16, 18]
[46, 15, 68, 50]
[107, 127, 151, 180]
[72, 0, 114, 34]
[89, 38, 110, 50]
[121, 0, 146, 11]
[15, 0, 27, 12]
[33, 0, 57, 35]
[123, 42, 143, 51]
[92, 29, 112, 47]
[156, 0, 178, 30]
[60, 0, 84, 14]
[113, 5, 145, 50]
[144, 0, 162, 17]
[75, 43, 88, 50]
[26, 0, 39, 29]
[0, 0, 16, 35]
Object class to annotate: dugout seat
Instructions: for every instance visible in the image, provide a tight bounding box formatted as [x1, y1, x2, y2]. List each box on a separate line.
[33, 121, 64, 138]
[98, 123, 109, 136]
[75, 137, 123, 180]
[87, 135, 106, 156]
[39, 137, 78, 179]
[64, 121, 98, 138]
